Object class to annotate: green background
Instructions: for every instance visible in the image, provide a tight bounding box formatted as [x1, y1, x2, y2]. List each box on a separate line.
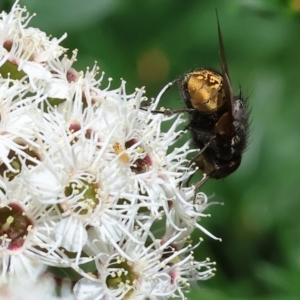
[3, 0, 300, 299]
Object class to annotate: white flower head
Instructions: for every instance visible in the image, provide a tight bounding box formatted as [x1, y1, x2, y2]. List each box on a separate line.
[0, 1, 219, 299]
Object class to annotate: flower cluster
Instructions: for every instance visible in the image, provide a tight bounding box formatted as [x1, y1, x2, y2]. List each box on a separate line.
[0, 1, 217, 299]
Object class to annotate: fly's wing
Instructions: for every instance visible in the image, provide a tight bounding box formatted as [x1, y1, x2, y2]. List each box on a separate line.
[216, 10, 234, 135]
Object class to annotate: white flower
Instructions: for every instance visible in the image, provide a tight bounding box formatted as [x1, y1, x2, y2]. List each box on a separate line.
[0, 1, 66, 64]
[158, 227, 216, 298]
[74, 229, 171, 300]
[0, 179, 56, 283]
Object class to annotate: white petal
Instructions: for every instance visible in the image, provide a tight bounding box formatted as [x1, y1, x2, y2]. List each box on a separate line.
[44, 80, 71, 99]
[21, 61, 52, 81]
[73, 278, 103, 300]
[55, 217, 87, 252]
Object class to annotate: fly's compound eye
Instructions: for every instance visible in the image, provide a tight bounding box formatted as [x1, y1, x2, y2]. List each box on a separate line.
[185, 70, 226, 112]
